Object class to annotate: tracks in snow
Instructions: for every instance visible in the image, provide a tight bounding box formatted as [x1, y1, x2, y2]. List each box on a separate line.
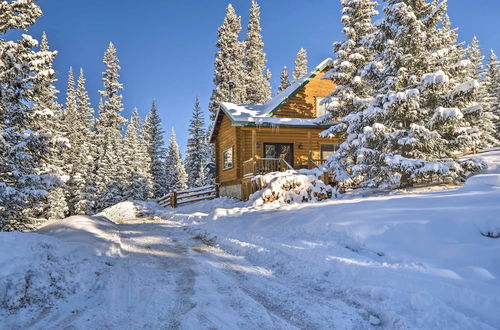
[37, 219, 370, 329]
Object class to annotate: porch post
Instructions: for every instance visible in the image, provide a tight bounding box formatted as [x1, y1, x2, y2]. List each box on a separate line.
[307, 131, 312, 169]
[252, 128, 257, 160]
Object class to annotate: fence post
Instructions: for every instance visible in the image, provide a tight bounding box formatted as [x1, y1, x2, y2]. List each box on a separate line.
[170, 191, 177, 208]
[215, 184, 220, 198]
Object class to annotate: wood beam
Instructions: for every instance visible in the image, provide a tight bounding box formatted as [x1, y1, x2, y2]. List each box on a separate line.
[252, 128, 257, 160]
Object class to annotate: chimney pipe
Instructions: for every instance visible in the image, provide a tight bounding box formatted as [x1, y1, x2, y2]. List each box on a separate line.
[228, 80, 235, 103]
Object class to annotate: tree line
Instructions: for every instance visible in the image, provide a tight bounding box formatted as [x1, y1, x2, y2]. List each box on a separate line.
[0, 0, 212, 230]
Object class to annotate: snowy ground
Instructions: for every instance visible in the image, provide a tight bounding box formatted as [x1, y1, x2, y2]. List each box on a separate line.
[1, 152, 499, 329]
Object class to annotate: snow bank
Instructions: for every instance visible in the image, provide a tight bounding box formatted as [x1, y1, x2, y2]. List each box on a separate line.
[0, 232, 103, 322]
[37, 215, 121, 256]
[249, 169, 333, 207]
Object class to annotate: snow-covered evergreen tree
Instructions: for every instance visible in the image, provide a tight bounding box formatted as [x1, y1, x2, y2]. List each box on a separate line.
[209, 4, 245, 120]
[165, 128, 188, 192]
[278, 66, 291, 92]
[243, 0, 271, 104]
[29, 32, 69, 220]
[123, 108, 152, 200]
[318, 0, 378, 188]
[325, 0, 485, 190]
[94, 42, 127, 210]
[143, 100, 167, 198]
[0, 0, 58, 230]
[292, 48, 308, 81]
[185, 97, 210, 188]
[460, 38, 498, 148]
[67, 68, 98, 214]
[485, 50, 500, 142]
[319, 0, 378, 126]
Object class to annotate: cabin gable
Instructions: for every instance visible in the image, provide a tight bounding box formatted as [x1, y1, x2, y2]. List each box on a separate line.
[271, 68, 336, 119]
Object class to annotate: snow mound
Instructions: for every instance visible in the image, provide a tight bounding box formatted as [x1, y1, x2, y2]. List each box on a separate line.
[37, 215, 121, 256]
[97, 200, 155, 224]
[249, 170, 333, 207]
[0, 232, 102, 319]
[464, 174, 500, 188]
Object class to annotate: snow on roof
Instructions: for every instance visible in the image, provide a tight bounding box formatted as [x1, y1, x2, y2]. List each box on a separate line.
[210, 58, 333, 141]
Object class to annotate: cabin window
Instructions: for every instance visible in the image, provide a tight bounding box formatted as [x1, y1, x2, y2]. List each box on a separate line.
[316, 97, 328, 117]
[223, 147, 233, 170]
[320, 143, 339, 162]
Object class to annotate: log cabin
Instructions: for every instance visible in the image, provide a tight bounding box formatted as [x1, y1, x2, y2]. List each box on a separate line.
[209, 58, 342, 200]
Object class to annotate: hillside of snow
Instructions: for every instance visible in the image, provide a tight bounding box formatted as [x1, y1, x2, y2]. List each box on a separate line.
[1, 151, 499, 329]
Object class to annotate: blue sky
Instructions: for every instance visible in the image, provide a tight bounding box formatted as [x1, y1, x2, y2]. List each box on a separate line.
[23, 0, 500, 154]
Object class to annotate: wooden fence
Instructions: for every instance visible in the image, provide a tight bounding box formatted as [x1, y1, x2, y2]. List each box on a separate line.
[157, 184, 220, 208]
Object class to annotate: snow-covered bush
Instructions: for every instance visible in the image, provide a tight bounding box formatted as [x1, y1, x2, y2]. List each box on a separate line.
[249, 169, 333, 206]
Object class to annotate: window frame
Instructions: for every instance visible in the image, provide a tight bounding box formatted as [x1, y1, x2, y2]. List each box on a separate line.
[320, 143, 338, 162]
[316, 96, 328, 117]
[222, 146, 234, 170]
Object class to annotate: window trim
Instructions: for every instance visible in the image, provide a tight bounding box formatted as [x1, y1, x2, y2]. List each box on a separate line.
[315, 96, 327, 117]
[320, 143, 338, 162]
[222, 146, 234, 170]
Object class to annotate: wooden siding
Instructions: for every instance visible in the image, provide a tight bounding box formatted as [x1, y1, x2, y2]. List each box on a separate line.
[215, 113, 239, 184]
[240, 127, 341, 170]
[271, 68, 336, 118]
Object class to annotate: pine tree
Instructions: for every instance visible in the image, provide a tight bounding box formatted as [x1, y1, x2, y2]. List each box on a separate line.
[209, 4, 245, 120]
[320, 0, 378, 125]
[278, 66, 291, 92]
[243, 0, 271, 104]
[327, 0, 485, 190]
[123, 108, 152, 200]
[460, 38, 498, 148]
[485, 50, 500, 142]
[185, 97, 210, 188]
[29, 32, 69, 220]
[0, 0, 58, 230]
[143, 101, 168, 198]
[94, 42, 127, 210]
[318, 0, 378, 188]
[292, 48, 308, 81]
[67, 68, 98, 214]
[165, 128, 188, 192]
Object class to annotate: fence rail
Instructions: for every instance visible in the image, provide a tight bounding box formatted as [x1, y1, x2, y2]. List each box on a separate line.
[243, 158, 293, 178]
[157, 184, 220, 208]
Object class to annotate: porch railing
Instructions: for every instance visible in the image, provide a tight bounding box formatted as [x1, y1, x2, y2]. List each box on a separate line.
[243, 158, 293, 178]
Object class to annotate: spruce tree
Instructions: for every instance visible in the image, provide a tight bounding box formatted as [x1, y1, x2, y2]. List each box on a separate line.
[30, 32, 69, 220]
[185, 97, 210, 188]
[94, 42, 127, 210]
[485, 50, 500, 142]
[319, 0, 378, 187]
[460, 38, 498, 148]
[327, 0, 485, 189]
[143, 101, 168, 198]
[123, 108, 151, 200]
[0, 0, 57, 230]
[243, 0, 271, 104]
[292, 48, 308, 81]
[209, 4, 245, 120]
[68, 68, 98, 214]
[278, 66, 291, 92]
[165, 128, 188, 192]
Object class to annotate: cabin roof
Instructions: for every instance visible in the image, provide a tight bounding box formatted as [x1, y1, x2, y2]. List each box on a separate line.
[209, 58, 333, 143]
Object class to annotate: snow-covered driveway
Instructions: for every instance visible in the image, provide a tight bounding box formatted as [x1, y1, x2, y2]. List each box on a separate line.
[2, 214, 369, 329]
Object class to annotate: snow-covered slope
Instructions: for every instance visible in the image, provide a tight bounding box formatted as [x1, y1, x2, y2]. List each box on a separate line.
[155, 150, 500, 329]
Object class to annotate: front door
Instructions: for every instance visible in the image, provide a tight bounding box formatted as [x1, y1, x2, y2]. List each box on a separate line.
[263, 143, 294, 168]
